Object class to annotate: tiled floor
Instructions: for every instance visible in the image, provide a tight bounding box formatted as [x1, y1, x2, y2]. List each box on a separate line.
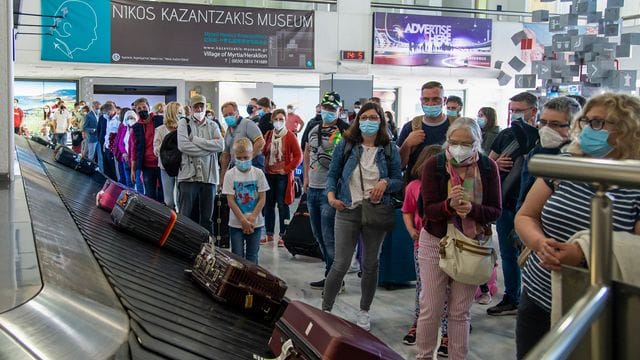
[257, 228, 517, 360]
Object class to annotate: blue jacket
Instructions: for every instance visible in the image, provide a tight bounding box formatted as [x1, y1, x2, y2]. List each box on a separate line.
[515, 145, 561, 211]
[325, 139, 403, 207]
[83, 110, 99, 143]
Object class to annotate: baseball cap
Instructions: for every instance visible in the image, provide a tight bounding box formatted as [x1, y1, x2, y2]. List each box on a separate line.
[190, 94, 206, 106]
[321, 91, 342, 109]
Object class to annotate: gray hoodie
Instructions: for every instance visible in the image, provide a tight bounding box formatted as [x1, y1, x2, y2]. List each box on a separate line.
[177, 116, 225, 184]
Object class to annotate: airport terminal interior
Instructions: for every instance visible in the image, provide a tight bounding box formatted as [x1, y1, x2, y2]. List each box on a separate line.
[2, 0, 640, 359]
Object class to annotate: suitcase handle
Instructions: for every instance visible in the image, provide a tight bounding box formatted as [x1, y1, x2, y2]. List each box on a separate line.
[158, 210, 178, 247]
[252, 339, 295, 360]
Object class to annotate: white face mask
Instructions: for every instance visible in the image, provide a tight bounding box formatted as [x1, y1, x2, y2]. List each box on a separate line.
[206, 115, 213, 121]
[193, 111, 205, 121]
[126, 117, 137, 126]
[273, 121, 285, 131]
[539, 126, 566, 149]
[449, 144, 475, 163]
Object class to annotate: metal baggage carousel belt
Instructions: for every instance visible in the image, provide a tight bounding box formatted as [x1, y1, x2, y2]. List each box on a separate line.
[22, 140, 272, 359]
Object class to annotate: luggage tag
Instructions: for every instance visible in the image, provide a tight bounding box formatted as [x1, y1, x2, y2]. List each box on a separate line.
[252, 339, 295, 360]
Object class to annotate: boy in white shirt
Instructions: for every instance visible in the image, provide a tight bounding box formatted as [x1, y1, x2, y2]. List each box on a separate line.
[222, 138, 269, 264]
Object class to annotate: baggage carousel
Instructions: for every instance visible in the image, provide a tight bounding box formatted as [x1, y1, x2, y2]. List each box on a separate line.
[1, 136, 272, 359]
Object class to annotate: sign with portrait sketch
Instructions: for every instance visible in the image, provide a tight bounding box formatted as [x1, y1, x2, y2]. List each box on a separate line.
[41, 0, 315, 69]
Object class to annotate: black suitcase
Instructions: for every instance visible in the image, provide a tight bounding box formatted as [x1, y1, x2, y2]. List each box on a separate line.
[76, 157, 97, 175]
[213, 193, 230, 248]
[282, 193, 323, 259]
[54, 145, 79, 169]
[30, 135, 55, 149]
[111, 190, 209, 258]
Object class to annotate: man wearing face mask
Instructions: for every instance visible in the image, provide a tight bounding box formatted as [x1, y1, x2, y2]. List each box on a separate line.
[486, 92, 540, 317]
[445, 95, 463, 121]
[176, 95, 225, 234]
[349, 101, 362, 122]
[247, 98, 259, 122]
[83, 101, 101, 162]
[130, 97, 165, 201]
[219, 101, 266, 186]
[304, 91, 350, 290]
[398, 81, 451, 179]
[256, 97, 274, 135]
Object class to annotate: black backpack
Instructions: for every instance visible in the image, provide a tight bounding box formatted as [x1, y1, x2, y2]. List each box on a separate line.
[160, 120, 190, 177]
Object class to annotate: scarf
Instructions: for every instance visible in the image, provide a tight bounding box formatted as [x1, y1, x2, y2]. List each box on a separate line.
[268, 128, 288, 167]
[445, 148, 484, 239]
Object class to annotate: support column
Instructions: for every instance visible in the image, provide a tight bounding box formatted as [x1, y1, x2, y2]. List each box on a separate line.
[0, 0, 14, 181]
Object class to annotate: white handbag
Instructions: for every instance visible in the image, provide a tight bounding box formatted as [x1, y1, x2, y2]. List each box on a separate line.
[438, 223, 497, 285]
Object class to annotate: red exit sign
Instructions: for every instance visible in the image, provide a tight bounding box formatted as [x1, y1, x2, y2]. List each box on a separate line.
[341, 50, 365, 61]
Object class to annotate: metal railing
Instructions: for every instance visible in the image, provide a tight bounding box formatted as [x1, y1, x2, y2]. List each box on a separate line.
[524, 155, 640, 360]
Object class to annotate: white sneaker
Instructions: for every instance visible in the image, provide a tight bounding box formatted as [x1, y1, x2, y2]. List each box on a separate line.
[356, 310, 371, 331]
[347, 254, 359, 273]
[477, 292, 492, 305]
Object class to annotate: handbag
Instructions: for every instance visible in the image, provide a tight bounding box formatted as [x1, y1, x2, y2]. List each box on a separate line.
[438, 223, 497, 285]
[358, 155, 395, 231]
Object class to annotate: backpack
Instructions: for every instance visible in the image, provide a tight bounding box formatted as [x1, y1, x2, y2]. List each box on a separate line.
[416, 152, 492, 217]
[314, 120, 350, 169]
[160, 120, 191, 177]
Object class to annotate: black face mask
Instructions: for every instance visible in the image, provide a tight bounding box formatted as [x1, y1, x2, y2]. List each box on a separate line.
[138, 110, 149, 120]
[246, 105, 254, 115]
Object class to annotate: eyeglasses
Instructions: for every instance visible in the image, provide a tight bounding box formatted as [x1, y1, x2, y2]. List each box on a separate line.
[360, 115, 380, 121]
[539, 119, 570, 129]
[448, 140, 474, 147]
[578, 116, 613, 131]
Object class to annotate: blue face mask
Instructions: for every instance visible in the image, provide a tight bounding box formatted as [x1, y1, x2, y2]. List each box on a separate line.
[422, 105, 442, 118]
[476, 117, 487, 128]
[446, 109, 459, 118]
[224, 115, 237, 127]
[257, 109, 266, 117]
[321, 110, 337, 123]
[359, 121, 379, 136]
[579, 127, 613, 158]
[236, 159, 252, 172]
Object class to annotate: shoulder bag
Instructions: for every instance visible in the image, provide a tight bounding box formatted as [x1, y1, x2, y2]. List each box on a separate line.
[438, 223, 497, 285]
[358, 151, 395, 231]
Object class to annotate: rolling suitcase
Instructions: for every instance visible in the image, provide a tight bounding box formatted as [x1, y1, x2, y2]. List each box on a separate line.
[76, 157, 97, 175]
[213, 193, 230, 248]
[268, 300, 403, 360]
[96, 179, 127, 212]
[191, 244, 287, 322]
[377, 209, 416, 289]
[54, 145, 79, 169]
[30, 135, 55, 149]
[111, 190, 208, 258]
[282, 194, 323, 259]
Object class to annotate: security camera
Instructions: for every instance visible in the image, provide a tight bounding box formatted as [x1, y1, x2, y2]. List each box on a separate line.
[458, 79, 467, 85]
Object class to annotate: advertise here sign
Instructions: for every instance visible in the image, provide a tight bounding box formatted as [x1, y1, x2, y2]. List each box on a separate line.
[41, 0, 315, 69]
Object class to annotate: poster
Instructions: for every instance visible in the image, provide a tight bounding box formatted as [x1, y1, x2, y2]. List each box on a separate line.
[14, 80, 77, 136]
[41, 0, 314, 69]
[372, 12, 492, 68]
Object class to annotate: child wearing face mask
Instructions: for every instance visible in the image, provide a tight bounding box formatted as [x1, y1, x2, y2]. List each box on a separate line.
[222, 138, 270, 264]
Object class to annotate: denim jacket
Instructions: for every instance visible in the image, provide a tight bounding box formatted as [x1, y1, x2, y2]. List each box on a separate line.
[325, 139, 403, 207]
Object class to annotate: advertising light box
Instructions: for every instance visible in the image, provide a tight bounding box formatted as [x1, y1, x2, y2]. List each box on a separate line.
[41, 0, 315, 69]
[372, 12, 492, 68]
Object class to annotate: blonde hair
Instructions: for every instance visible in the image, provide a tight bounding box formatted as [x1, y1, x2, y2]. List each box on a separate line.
[164, 102, 181, 129]
[233, 137, 253, 155]
[567, 93, 640, 160]
[153, 102, 165, 113]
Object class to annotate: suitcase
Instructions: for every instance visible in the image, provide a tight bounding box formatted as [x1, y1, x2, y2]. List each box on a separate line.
[54, 145, 79, 169]
[111, 190, 209, 258]
[96, 179, 127, 212]
[282, 194, 323, 259]
[377, 209, 416, 289]
[30, 135, 55, 149]
[76, 157, 97, 175]
[191, 244, 287, 322]
[268, 300, 403, 360]
[213, 194, 230, 248]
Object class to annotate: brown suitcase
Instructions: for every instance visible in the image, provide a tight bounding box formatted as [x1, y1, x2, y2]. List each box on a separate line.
[191, 244, 287, 322]
[268, 300, 403, 360]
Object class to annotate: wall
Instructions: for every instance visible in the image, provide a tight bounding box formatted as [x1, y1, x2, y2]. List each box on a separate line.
[79, 77, 186, 106]
[213, 82, 274, 119]
[1, 0, 14, 180]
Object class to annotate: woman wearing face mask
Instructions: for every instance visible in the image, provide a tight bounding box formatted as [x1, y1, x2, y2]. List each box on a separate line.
[153, 102, 182, 210]
[323, 102, 403, 331]
[477, 107, 499, 155]
[416, 117, 501, 360]
[514, 93, 640, 359]
[261, 109, 302, 246]
[205, 109, 225, 137]
[115, 110, 142, 190]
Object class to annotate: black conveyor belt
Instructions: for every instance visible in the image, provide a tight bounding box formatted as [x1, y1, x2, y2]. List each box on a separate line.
[19, 138, 272, 359]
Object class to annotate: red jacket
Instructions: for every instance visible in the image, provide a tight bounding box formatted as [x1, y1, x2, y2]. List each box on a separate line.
[263, 130, 302, 204]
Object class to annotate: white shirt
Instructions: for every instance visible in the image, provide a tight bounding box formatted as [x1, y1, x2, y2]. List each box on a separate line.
[52, 109, 71, 134]
[104, 116, 120, 149]
[221, 166, 270, 229]
[348, 145, 380, 208]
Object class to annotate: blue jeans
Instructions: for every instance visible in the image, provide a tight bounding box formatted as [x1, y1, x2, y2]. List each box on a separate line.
[265, 174, 290, 237]
[496, 207, 521, 304]
[53, 133, 67, 146]
[178, 182, 215, 234]
[96, 142, 104, 171]
[160, 169, 176, 210]
[230, 226, 262, 264]
[87, 141, 98, 162]
[307, 187, 335, 276]
[142, 167, 163, 202]
[118, 161, 130, 187]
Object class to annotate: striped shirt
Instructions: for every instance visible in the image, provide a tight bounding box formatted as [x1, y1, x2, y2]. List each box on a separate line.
[523, 181, 640, 312]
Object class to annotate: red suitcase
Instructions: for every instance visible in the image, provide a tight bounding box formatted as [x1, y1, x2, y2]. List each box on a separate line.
[268, 300, 403, 360]
[96, 179, 127, 211]
[192, 244, 287, 322]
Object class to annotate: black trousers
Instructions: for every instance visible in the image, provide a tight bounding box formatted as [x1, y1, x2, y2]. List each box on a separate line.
[516, 289, 551, 359]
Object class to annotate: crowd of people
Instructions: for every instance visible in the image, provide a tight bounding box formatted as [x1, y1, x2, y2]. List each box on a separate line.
[26, 84, 640, 360]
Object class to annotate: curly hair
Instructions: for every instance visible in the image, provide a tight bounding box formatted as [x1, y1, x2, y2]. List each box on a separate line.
[567, 93, 640, 160]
